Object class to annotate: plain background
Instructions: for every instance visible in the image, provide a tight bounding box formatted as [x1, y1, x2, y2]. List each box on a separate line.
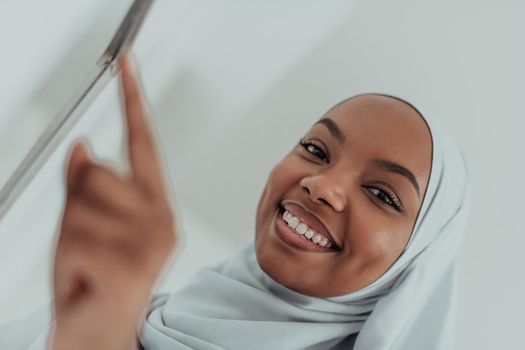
[0, 1, 523, 349]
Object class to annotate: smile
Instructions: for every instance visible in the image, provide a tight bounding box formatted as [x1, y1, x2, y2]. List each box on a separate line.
[274, 205, 339, 253]
[283, 210, 333, 248]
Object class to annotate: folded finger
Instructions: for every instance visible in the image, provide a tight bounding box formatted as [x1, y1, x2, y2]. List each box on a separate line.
[72, 161, 144, 217]
[61, 198, 143, 255]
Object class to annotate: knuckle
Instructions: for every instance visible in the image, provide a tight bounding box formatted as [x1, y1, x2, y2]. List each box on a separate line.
[157, 207, 177, 238]
[61, 193, 178, 273]
[106, 236, 142, 260]
[141, 203, 177, 250]
[77, 164, 115, 195]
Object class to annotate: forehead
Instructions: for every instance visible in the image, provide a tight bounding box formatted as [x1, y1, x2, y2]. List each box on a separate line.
[318, 95, 432, 180]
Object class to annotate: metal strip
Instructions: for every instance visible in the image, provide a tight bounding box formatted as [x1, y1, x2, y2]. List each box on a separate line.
[0, 0, 155, 220]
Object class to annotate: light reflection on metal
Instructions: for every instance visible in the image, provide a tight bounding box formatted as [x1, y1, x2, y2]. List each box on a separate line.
[0, 0, 155, 220]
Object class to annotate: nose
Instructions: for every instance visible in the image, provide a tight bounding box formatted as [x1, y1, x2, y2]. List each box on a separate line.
[300, 174, 347, 212]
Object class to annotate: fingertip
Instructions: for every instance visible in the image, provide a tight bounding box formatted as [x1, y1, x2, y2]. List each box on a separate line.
[66, 142, 92, 192]
[118, 54, 128, 73]
[118, 52, 137, 78]
[72, 142, 90, 163]
[67, 144, 81, 177]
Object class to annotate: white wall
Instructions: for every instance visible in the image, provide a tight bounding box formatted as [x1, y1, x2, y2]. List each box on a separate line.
[0, 1, 523, 349]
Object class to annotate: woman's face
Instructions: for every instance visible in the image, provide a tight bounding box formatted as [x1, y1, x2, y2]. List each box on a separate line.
[255, 95, 432, 297]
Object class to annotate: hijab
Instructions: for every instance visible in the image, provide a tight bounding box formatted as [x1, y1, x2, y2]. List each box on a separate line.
[138, 97, 471, 350]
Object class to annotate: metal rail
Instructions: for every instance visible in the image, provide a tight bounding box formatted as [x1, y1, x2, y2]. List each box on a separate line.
[0, 0, 155, 220]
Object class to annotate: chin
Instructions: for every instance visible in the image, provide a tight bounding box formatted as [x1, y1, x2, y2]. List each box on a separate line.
[255, 238, 298, 289]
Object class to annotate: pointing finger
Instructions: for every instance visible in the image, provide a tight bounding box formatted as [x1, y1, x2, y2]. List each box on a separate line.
[118, 53, 167, 197]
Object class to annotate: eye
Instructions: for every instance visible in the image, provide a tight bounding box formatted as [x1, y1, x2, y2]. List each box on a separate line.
[298, 138, 329, 162]
[366, 186, 402, 211]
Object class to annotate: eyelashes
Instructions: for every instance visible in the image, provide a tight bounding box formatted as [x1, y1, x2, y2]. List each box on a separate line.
[365, 186, 402, 211]
[297, 137, 403, 211]
[299, 137, 329, 162]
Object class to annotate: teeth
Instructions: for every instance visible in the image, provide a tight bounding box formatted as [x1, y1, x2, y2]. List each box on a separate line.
[282, 209, 333, 248]
[288, 217, 300, 229]
[295, 223, 308, 235]
[304, 229, 314, 239]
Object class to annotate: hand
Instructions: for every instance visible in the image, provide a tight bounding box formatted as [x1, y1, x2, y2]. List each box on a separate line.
[50, 54, 179, 350]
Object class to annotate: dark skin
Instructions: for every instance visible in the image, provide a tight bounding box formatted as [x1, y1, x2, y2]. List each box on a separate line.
[255, 94, 432, 297]
[50, 55, 178, 350]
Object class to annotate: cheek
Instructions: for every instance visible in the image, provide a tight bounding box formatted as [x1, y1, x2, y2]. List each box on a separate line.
[256, 159, 295, 225]
[265, 157, 298, 194]
[349, 212, 411, 265]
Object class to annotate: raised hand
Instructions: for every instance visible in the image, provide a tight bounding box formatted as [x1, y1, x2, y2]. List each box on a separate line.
[50, 54, 179, 350]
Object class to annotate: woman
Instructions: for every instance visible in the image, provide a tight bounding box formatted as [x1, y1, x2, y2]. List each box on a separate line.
[2, 54, 470, 350]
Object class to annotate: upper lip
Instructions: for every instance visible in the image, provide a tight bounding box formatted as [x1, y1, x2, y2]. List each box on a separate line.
[281, 201, 341, 250]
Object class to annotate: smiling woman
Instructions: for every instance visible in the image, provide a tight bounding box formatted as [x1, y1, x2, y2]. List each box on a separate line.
[0, 76, 469, 350]
[255, 94, 433, 298]
[136, 93, 469, 350]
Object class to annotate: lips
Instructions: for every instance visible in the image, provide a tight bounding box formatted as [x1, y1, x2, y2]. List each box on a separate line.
[280, 201, 341, 250]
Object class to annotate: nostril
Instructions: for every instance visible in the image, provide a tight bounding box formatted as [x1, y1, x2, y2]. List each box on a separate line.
[318, 198, 330, 206]
[303, 186, 329, 206]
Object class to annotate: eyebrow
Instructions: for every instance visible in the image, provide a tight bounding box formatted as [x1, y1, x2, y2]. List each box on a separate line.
[314, 118, 346, 144]
[372, 159, 420, 196]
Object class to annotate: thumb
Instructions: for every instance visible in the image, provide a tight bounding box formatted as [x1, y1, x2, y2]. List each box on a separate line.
[66, 142, 91, 194]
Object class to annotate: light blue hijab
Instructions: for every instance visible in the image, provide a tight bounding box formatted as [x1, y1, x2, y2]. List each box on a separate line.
[0, 97, 470, 350]
[138, 99, 471, 350]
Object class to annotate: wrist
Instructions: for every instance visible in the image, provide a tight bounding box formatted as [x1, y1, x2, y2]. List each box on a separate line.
[50, 321, 138, 350]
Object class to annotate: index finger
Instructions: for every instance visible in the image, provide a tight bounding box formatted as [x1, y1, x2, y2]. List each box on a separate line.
[118, 53, 167, 197]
